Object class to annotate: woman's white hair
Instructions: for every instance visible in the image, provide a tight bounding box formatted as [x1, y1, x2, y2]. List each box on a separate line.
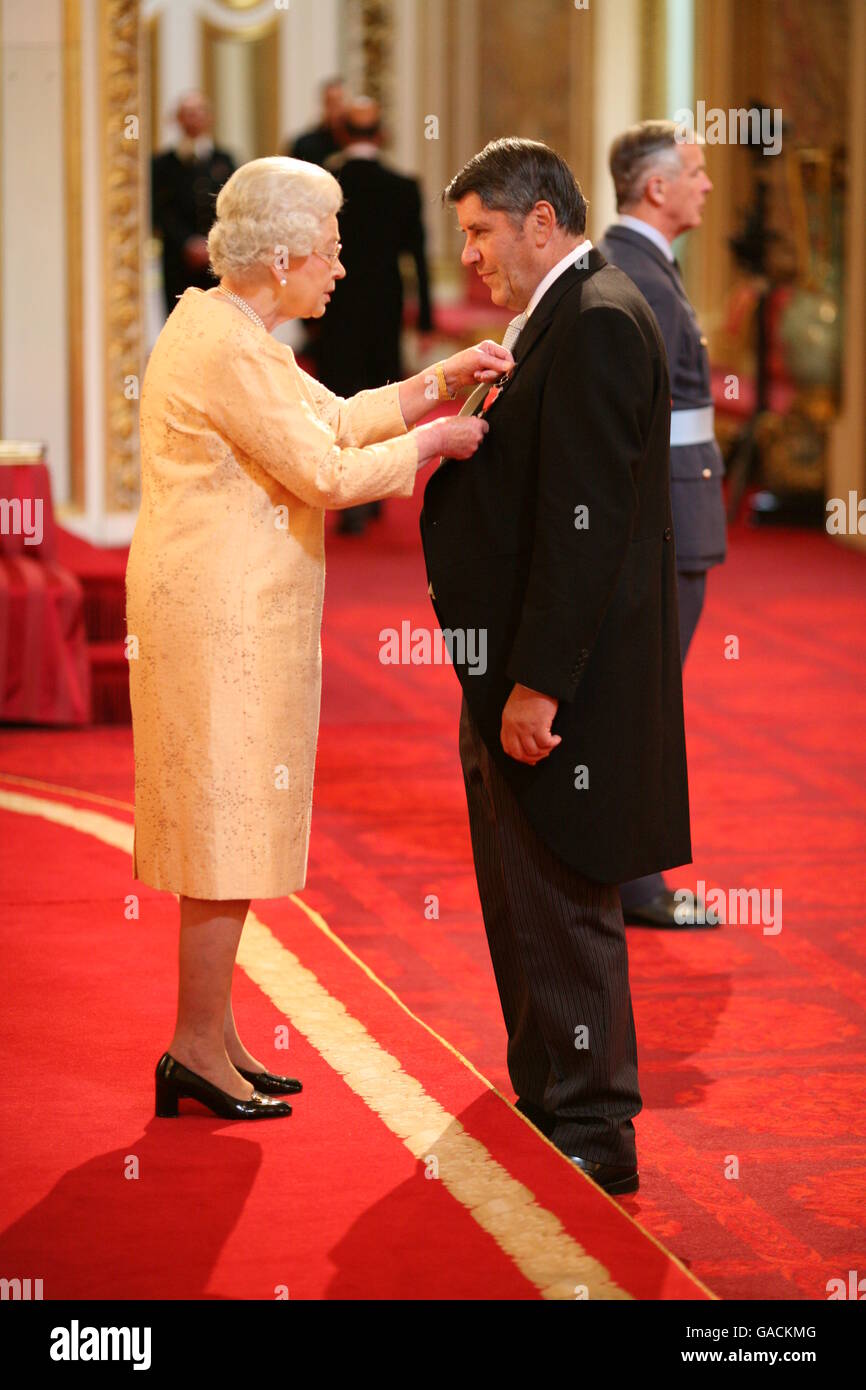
[207, 156, 343, 279]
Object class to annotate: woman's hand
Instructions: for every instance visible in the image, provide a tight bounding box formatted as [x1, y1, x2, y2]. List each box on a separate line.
[413, 415, 489, 468]
[442, 340, 515, 394]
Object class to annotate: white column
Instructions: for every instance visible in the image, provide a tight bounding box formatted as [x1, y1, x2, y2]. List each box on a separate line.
[1, 0, 69, 500]
[665, 0, 693, 119]
[280, 0, 341, 147]
[417, 0, 448, 262]
[392, 0, 419, 176]
[452, 0, 479, 176]
[147, 0, 199, 140]
[591, 0, 640, 240]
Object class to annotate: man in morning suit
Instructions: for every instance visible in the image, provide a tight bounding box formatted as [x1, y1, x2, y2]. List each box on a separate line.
[420, 139, 691, 1196]
[151, 92, 236, 316]
[316, 96, 433, 534]
[599, 121, 726, 930]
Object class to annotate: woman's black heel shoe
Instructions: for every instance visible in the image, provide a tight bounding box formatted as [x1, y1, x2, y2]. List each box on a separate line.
[155, 1053, 292, 1119]
[237, 1067, 303, 1096]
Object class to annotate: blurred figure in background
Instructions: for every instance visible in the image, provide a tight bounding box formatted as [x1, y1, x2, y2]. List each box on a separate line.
[316, 96, 434, 535]
[151, 91, 236, 316]
[599, 120, 727, 931]
[284, 80, 348, 376]
[287, 77, 346, 167]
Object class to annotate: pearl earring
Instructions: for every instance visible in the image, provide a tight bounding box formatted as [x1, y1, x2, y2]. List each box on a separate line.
[280, 278, 287, 286]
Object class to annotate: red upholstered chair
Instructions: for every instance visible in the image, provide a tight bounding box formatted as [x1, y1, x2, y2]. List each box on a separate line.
[0, 442, 91, 724]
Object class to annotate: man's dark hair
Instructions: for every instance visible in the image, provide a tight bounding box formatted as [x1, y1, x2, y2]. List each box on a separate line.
[443, 138, 587, 234]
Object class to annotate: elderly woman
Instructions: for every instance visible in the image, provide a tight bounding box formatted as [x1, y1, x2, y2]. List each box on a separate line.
[126, 157, 511, 1121]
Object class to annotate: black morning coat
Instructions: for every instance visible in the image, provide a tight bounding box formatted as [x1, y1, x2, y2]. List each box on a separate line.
[314, 155, 433, 394]
[420, 248, 692, 885]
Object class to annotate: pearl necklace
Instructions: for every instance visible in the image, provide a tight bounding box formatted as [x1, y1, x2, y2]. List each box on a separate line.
[218, 285, 267, 332]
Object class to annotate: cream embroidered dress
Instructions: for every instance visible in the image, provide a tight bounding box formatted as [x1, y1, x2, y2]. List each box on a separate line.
[126, 286, 418, 898]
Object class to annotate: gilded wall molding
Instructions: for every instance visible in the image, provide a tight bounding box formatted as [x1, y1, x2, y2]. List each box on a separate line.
[359, 0, 395, 126]
[100, 0, 143, 512]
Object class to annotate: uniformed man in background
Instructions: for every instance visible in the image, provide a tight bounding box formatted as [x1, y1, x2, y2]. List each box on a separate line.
[599, 120, 727, 930]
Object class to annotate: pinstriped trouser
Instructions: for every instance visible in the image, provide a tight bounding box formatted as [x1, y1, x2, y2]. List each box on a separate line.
[459, 695, 642, 1166]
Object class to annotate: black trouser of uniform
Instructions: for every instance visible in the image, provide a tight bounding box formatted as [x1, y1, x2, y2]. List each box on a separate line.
[618, 568, 706, 912]
[459, 696, 642, 1165]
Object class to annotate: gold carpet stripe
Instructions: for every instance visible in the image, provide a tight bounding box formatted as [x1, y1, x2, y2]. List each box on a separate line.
[0, 771, 134, 813]
[0, 785, 134, 853]
[239, 909, 629, 1299]
[0, 785, 630, 1300]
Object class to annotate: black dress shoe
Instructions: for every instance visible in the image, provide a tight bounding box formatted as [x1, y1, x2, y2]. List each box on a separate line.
[237, 1067, 302, 1096]
[569, 1155, 639, 1195]
[155, 1053, 292, 1119]
[624, 889, 716, 929]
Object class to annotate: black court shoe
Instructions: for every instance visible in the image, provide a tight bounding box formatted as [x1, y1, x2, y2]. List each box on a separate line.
[237, 1067, 303, 1096]
[155, 1053, 292, 1119]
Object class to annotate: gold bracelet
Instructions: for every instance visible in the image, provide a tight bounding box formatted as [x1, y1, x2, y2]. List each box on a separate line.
[433, 361, 456, 401]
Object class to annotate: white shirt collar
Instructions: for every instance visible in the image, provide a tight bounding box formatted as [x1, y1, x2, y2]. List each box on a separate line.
[343, 142, 379, 159]
[526, 238, 593, 317]
[617, 215, 675, 262]
[177, 134, 214, 162]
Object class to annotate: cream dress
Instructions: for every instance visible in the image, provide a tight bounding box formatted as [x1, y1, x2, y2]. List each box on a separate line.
[126, 286, 418, 899]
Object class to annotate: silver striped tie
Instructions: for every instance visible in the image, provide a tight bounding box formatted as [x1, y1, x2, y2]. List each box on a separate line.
[459, 312, 527, 416]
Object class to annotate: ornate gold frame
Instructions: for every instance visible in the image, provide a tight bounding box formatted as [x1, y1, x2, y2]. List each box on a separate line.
[100, 0, 143, 511]
[146, 10, 160, 155]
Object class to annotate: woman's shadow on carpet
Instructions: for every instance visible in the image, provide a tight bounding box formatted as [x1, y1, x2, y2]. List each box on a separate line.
[0, 1117, 262, 1299]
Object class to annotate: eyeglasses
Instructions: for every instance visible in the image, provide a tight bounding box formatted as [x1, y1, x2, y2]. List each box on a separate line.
[311, 241, 342, 268]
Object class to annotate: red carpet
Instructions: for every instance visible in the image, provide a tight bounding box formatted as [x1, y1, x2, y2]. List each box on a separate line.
[1, 499, 864, 1299]
[0, 778, 702, 1300]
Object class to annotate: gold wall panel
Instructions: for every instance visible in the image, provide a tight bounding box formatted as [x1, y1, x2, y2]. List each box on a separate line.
[100, 0, 143, 512]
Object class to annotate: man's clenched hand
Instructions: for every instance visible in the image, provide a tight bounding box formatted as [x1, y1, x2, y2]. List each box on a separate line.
[500, 684, 561, 765]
